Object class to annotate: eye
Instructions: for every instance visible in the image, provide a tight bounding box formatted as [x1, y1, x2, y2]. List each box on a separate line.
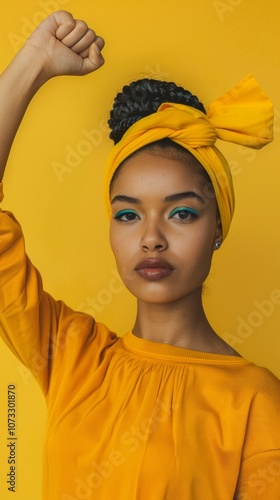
[113, 209, 140, 222]
[169, 206, 199, 222]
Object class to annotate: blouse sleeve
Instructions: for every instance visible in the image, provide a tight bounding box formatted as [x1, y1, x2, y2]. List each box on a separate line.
[0, 182, 95, 395]
[234, 371, 280, 499]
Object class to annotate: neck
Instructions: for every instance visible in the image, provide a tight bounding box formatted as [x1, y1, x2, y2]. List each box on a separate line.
[133, 287, 239, 355]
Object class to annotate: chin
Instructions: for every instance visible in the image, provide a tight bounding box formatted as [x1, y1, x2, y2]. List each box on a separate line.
[128, 288, 192, 306]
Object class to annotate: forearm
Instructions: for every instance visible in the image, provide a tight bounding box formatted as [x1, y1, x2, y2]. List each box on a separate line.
[0, 43, 47, 181]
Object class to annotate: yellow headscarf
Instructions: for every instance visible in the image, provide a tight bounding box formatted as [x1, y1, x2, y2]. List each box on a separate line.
[104, 74, 273, 239]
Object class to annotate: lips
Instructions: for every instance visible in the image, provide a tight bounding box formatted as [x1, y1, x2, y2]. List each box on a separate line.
[135, 258, 174, 280]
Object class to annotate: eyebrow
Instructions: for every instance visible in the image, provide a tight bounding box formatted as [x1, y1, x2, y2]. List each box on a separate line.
[111, 191, 205, 205]
[111, 195, 141, 205]
[164, 191, 205, 204]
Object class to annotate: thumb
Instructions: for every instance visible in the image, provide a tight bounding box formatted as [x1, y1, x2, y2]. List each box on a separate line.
[92, 36, 105, 66]
[82, 36, 105, 72]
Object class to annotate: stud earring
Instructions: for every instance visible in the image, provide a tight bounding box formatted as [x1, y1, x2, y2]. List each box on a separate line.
[215, 241, 222, 250]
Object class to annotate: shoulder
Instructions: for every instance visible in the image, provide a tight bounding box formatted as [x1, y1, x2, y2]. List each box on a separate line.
[58, 311, 119, 354]
[237, 368, 280, 497]
[250, 366, 280, 415]
[240, 365, 280, 460]
[246, 363, 280, 398]
[236, 361, 280, 407]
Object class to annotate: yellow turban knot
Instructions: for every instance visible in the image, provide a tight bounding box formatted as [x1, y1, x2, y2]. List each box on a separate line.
[104, 74, 273, 239]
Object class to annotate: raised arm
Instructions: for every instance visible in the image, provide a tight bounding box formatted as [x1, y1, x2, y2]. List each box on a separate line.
[0, 10, 104, 181]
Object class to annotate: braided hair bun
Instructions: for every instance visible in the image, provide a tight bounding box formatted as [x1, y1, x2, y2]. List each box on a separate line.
[108, 78, 206, 144]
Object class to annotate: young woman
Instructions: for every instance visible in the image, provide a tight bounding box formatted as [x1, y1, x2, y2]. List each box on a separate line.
[1, 10, 280, 500]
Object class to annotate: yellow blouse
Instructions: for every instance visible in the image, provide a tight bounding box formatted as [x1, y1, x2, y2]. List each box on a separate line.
[1, 183, 280, 500]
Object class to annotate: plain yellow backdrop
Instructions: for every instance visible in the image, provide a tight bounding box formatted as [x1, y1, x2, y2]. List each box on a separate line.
[0, 0, 279, 498]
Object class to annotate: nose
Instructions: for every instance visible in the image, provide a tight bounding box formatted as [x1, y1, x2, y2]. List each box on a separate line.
[140, 221, 168, 252]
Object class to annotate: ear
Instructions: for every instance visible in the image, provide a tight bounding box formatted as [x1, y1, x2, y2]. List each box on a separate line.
[214, 217, 223, 250]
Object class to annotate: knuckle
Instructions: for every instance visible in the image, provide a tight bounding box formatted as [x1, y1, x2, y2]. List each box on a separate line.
[88, 28, 97, 39]
[75, 19, 89, 33]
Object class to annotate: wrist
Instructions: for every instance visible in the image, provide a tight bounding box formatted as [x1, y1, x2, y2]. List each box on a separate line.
[22, 41, 52, 88]
[8, 42, 51, 98]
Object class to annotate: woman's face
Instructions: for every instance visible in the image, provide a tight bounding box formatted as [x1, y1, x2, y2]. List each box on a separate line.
[109, 150, 222, 305]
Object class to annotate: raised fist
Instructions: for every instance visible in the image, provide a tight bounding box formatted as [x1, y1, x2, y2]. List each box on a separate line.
[25, 10, 105, 79]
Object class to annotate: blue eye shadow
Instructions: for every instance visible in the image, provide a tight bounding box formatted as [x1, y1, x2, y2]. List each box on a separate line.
[169, 207, 200, 217]
[114, 209, 139, 219]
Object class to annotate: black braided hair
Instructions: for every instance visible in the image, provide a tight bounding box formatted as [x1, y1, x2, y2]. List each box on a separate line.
[108, 78, 213, 190]
[108, 78, 206, 144]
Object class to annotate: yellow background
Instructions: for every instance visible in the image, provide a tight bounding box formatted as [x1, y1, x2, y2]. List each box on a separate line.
[0, 0, 279, 498]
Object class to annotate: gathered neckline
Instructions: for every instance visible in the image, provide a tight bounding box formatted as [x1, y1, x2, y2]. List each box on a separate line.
[120, 332, 251, 365]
